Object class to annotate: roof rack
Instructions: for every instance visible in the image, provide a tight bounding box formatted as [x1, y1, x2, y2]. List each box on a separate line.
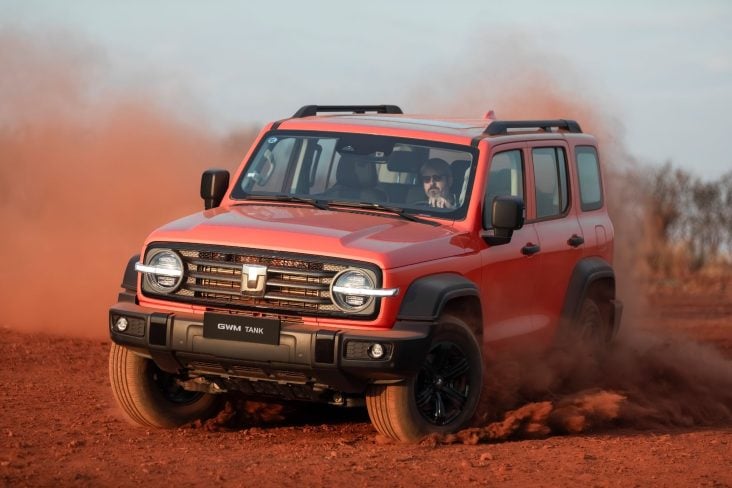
[292, 105, 403, 118]
[484, 119, 582, 136]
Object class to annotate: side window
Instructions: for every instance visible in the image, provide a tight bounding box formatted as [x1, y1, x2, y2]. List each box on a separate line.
[241, 137, 295, 193]
[485, 149, 524, 212]
[575, 146, 603, 211]
[532, 147, 569, 219]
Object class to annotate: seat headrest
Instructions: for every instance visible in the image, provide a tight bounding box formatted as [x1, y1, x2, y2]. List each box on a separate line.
[451, 159, 471, 175]
[336, 155, 378, 188]
[387, 151, 422, 173]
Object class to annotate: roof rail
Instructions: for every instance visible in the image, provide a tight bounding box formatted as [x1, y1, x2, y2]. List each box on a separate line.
[292, 105, 403, 118]
[484, 119, 582, 136]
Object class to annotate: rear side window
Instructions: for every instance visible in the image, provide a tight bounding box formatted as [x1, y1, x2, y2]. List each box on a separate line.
[532, 147, 569, 219]
[575, 146, 603, 211]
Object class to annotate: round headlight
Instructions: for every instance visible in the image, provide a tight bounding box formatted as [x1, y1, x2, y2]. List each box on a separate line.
[144, 249, 184, 293]
[330, 269, 375, 313]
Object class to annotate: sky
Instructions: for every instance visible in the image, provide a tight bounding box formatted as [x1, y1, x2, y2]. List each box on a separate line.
[2, 0, 731, 179]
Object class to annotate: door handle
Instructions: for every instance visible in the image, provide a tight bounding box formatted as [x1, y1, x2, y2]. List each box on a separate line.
[521, 243, 541, 256]
[567, 234, 585, 247]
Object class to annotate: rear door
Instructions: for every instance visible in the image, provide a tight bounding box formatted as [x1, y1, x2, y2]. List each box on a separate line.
[574, 145, 613, 260]
[528, 142, 584, 338]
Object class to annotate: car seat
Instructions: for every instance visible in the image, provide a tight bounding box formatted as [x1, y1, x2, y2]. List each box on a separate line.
[324, 155, 387, 202]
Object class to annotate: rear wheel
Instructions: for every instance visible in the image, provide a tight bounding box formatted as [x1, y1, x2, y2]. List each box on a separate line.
[109, 343, 220, 428]
[576, 296, 612, 346]
[366, 316, 483, 442]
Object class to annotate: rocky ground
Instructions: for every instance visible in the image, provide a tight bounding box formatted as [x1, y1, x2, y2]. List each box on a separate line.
[1, 292, 730, 487]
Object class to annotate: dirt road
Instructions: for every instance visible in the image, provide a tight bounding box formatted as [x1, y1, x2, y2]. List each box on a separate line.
[1, 293, 730, 487]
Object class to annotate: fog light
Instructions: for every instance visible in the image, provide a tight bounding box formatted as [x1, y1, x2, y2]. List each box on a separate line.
[116, 317, 129, 332]
[368, 343, 385, 359]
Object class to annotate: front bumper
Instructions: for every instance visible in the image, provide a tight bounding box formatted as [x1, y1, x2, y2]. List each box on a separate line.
[109, 301, 434, 394]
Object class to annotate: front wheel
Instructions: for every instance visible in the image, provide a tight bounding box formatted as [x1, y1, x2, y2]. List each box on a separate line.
[366, 316, 483, 442]
[109, 343, 220, 428]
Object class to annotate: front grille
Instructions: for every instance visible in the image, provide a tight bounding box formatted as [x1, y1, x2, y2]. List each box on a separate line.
[142, 244, 380, 318]
[181, 249, 342, 312]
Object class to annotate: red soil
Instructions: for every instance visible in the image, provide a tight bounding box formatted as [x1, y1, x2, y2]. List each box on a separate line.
[1, 292, 730, 487]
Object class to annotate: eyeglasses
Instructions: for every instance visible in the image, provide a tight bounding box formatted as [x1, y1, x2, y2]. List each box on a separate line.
[422, 174, 446, 184]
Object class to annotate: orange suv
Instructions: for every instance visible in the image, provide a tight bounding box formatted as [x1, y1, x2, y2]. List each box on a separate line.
[109, 105, 622, 441]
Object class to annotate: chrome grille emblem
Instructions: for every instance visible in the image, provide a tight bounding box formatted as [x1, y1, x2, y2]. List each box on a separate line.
[241, 264, 267, 296]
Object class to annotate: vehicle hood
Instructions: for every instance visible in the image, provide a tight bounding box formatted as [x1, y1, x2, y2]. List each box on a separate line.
[144, 203, 477, 269]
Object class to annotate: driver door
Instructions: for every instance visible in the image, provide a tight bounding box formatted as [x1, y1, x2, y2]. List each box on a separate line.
[479, 146, 546, 354]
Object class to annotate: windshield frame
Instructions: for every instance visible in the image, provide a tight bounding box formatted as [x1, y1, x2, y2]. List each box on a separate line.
[229, 130, 480, 221]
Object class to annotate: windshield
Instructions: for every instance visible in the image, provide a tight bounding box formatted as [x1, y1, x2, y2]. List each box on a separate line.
[230, 131, 477, 219]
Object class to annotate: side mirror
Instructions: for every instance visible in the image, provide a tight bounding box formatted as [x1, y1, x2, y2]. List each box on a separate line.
[200, 169, 230, 210]
[483, 195, 524, 245]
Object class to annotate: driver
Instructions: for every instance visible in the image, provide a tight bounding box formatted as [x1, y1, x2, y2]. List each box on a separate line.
[420, 158, 455, 208]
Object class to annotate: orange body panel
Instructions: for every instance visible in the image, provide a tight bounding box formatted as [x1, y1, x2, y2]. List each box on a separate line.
[136, 113, 614, 351]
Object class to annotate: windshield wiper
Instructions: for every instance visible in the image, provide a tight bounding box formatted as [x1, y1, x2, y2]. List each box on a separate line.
[238, 195, 436, 225]
[240, 193, 330, 210]
[329, 201, 438, 226]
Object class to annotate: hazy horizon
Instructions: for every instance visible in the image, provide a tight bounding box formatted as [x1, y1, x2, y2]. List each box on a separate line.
[2, 0, 731, 179]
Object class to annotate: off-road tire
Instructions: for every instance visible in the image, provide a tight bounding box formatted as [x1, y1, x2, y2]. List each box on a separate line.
[109, 343, 220, 428]
[576, 296, 611, 346]
[365, 315, 483, 442]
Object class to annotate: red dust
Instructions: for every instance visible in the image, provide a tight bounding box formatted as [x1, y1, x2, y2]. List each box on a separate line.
[0, 30, 255, 338]
[430, 323, 732, 445]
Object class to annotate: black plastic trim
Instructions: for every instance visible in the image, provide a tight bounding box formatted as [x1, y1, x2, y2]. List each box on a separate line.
[117, 290, 137, 304]
[121, 254, 140, 291]
[149, 313, 170, 347]
[521, 243, 541, 256]
[292, 105, 403, 118]
[397, 273, 479, 321]
[314, 330, 337, 364]
[109, 301, 435, 394]
[561, 257, 615, 323]
[270, 119, 287, 131]
[470, 135, 487, 147]
[118, 254, 139, 304]
[567, 235, 585, 247]
[485, 119, 582, 136]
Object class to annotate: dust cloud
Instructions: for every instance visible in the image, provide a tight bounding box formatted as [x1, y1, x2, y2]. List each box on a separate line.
[191, 397, 288, 432]
[424, 326, 732, 446]
[411, 35, 731, 444]
[442, 323, 732, 444]
[0, 30, 255, 338]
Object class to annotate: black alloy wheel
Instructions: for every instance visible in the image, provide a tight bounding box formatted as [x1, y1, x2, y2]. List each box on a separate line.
[414, 341, 471, 425]
[365, 316, 483, 442]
